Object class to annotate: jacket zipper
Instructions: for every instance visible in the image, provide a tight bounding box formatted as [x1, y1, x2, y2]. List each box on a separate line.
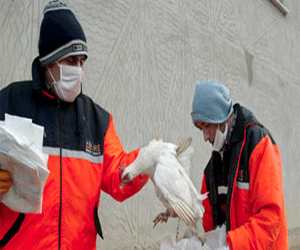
[58, 100, 63, 250]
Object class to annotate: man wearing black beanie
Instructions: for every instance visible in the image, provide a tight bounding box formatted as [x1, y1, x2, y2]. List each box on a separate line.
[0, 1, 148, 249]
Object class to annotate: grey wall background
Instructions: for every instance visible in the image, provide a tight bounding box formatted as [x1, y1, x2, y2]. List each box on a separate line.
[0, 0, 299, 249]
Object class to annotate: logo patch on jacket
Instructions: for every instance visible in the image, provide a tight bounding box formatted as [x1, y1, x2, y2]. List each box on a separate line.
[85, 141, 101, 156]
[238, 170, 244, 181]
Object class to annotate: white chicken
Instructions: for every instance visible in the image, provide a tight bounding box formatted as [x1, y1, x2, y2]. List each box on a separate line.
[120, 137, 207, 244]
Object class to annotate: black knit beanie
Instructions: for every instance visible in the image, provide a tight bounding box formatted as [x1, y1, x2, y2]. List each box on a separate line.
[38, 1, 88, 67]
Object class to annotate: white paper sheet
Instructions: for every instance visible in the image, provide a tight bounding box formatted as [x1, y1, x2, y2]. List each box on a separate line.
[0, 114, 49, 213]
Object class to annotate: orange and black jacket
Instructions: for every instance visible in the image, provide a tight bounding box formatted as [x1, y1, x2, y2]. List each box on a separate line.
[201, 104, 288, 249]
[0, 57, 148, 250]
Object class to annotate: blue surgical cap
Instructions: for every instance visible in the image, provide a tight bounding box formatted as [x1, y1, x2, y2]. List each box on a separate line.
[191, 80, 233, 124]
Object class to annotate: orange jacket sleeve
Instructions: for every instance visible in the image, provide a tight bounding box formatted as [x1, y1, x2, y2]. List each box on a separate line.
[227, 136, 288, 249]
[101, 114, 148, 202]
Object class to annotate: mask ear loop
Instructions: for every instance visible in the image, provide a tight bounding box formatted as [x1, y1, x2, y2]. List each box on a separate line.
[47, 62, 61, 84]
[223, 123, 228, 135]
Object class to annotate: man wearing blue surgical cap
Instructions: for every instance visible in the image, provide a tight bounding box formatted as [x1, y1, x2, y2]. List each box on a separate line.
[191, 80, 288, 249]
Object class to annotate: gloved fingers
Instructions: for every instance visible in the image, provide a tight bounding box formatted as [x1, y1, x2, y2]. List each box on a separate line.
[0, 182, 13, 195]
[0, 184, 12, 195]
[0, 169, 12, 181]
[0, 169, 12, 195]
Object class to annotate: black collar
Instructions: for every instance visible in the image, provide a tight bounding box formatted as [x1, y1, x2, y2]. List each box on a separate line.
[227, 104, 261, 146]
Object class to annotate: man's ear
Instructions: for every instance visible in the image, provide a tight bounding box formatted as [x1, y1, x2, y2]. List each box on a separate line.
[219, 122, 227, 132]
[195, 121, 208, 129]
[44, 63, 58, 84]
[45, 62, 56, 70]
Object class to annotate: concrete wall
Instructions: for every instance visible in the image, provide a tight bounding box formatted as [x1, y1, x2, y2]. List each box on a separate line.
[0, 0, 299, 249]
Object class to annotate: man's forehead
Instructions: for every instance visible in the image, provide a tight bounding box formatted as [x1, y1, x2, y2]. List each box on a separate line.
[62, 55, 86, 60]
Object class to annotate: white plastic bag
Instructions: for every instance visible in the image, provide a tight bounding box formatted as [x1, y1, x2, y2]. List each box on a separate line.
[160, 235, 206, 250]
[160, 224, 227, 250]
[205, 224, 227, 249]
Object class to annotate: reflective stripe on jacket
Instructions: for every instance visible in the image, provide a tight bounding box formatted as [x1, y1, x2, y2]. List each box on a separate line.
[201, 104, 288, 250]
[0, 57, 148, 249]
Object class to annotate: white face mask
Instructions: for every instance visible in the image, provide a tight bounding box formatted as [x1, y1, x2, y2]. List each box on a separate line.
[212, 123, 228, 151]
[48, 63, 83, 102]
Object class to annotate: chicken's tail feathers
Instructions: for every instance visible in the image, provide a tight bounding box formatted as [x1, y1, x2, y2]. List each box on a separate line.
[195, 192, 208, 218]
[197, 192, 208, 202]
[176, 138, 194, 176]
[176, 137, 193, 157]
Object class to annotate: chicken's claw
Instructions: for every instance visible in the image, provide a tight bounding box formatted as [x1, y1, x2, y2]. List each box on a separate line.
[153, 211, 171, 228]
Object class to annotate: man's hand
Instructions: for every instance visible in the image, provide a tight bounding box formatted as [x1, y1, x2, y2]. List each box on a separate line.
[0, 169, 12, 196]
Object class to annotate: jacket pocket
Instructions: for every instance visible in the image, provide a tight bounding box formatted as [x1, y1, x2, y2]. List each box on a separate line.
[235, 182, 250, 226]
